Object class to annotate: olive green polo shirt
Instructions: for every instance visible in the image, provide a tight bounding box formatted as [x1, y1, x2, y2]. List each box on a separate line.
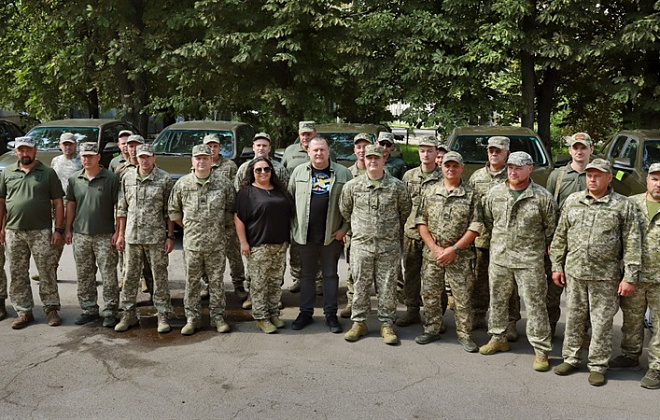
[66, 168, 119, 235]
[0, 160, 65, 230]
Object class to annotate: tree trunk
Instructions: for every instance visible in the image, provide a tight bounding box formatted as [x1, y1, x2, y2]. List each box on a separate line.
[537, 68, 558, 149]
[520, 52, 536, 130]
[86, 87, 99, 119]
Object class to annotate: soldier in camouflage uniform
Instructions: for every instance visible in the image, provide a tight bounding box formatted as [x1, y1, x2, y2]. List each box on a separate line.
[397, 136, 442, 327]
[551, 159, 641, 386]
[109, 129, 133, 173]
[377, 132, 407, 180]
[340, 133, 372, 319]
[0, 246, 6, 321]
[609, 162, 660, 388]
[234, 132, 288, 309]
[467, 136, 520, 337]
[169, 144, 235, 336]
[0, 136, 65, 329]
[115, 144, 175, 333]
[545, 132, 593, 336]
[65, 142, 121, 328]
[203, 133, 247, 301]
[479, 152, 557, 373]
[340, 144, 411, 345]
[415, 152, 482, 352]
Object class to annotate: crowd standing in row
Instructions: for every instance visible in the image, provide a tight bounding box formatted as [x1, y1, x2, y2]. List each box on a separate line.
[0, 123, 658, 390]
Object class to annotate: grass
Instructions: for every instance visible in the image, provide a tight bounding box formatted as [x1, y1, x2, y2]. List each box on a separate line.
[398, 143, 420, 168]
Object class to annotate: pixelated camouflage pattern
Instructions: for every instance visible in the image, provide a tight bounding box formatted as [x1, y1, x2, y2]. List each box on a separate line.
[349, 248, 399, 324]
[6, 229, 60, 315]
[484, 180, 557, 268]
[550, 189, 641, 283]
[472, 247, 521, 322]
[402, 236, 423, 309]
[0, 245, 6, 300]
[118, 166, 173, 244]
[562, 278, 619, 373]
[120, 243, 172, 315]
[72, 233, 119, 317]
[212, 156, 238, 180]
[168, 170, 235, 252]
[467, 164, 507, 249]
[114, 161, 137, 180]
[50, 154, 82, 193]
[184, 249, 226, 324]
[225, 224, 246, 287]
[403, 165, 442, 240]
[247, 242, 287, 319]
[630, 193, 660, 283]
[488, 263, 551, 353]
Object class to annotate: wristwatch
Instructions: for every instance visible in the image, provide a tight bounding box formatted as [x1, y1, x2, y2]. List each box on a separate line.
[54, 227, 65, 234]
[166, 234, 176, 240]
[452, 245, 461, 254]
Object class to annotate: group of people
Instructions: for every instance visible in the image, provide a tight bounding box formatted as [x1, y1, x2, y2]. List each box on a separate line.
[0, 122, 658, 390]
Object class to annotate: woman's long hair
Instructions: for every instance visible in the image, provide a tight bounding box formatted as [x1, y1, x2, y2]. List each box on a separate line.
[239, 156, 294, 212]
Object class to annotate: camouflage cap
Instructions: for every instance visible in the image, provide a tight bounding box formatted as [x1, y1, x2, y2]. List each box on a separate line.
[585, 158, 612, 173]
[488, 136, 510, 151]
[442, 151, 463, 165]
[118, 129, 133, 138]
[365, 144, 384, 157]
[59, 132, 76, 144]
[203, 134, 221, 144]
[353, 133, 372, 144]
[570, 132, 592, 147]
[14, 136, 36, 148]
[418, 135, 438, 148]
[79, 142, 99, 156]
[437, 143, 449, 152]
[136, 144, 154, 157]
[253, 132, 271, 142]
[648, 162, 660, 174]
[298, 121, 316, 133]
[507, 151, 533, 166]
[127, 134, 145, 144]
[192, 144, 212, 156]
[377, 132, 394, 144]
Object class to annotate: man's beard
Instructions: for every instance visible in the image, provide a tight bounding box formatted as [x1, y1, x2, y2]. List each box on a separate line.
[20, 156, 33, 165]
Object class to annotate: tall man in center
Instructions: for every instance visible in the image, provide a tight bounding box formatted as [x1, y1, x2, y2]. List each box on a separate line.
[479, 151, 557, 372]
[288, 136, 352, 332]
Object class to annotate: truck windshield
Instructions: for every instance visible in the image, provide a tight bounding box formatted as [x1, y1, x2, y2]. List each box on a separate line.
[26, 127, 99, 150]
[643, 140, 660, 171]
[451, 135, 549, 166]
[153, 130, 234, 157]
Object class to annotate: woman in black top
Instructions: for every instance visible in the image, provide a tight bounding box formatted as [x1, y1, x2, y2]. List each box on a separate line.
[234, 157, 293, 333]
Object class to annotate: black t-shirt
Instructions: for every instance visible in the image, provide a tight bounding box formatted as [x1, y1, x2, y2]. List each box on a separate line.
[236, 185, 292, 247]
[307, 165, 331, 244]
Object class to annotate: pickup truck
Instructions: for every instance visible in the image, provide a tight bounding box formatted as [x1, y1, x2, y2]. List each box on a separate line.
[599, 129, 660, 196]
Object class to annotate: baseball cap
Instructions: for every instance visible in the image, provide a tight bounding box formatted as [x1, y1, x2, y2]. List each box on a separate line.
[648, 162, 660, 174]
[570, 132, 592, 147]
[585, 158, 612, 173]
[418, 135, 438, 148]
[508, 151, 533, 166]
[127, 134, 145, 144]
[377, 132, 394, 144]
[59, 132, 76, 144]
[203, 134, 221, 144]
[442, 151, 464, 165]
[79, 142, 99, 156]
[365, 144, 384, 157]
[437, 143, 449, 153]
[488, 136, 510, 151]
[298, 121, 316, 133]
[353, 133, 372, 144]
[118, 130, 133, 138]
[136, 144, 154, 157]
[192, 144, 212, 156]
[253, 132, 271, 142]
[14, 136, 36, 148]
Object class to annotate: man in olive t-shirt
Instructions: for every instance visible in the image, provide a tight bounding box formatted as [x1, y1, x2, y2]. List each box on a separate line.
[65, 142, 121, 328]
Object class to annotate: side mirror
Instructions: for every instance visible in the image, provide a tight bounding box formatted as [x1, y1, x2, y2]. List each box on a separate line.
[613, 157, 632, 169]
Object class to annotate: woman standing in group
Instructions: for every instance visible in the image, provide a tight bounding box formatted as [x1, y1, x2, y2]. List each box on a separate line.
[235, 156, 293, 333]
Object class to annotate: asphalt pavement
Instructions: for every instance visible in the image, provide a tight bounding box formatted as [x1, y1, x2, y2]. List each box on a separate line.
[1, 240, 659, 419]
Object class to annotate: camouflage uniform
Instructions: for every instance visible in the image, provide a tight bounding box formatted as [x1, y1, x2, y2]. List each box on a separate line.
[384, 155, 407, 180]
[468, 163, 520, 325]
[0, 246, 6, 301]
[401, 165, 443, 312]
[169, 170, 235, 325]
[67, 167, 120, 318]
[247, 243, 288, 320]
[212, 157, 245, 291]
[0, 160, 64, 316]
[545, 163, 588, 329]
[416, 181, 482, 338]
[483, 180, 557, 353]
[340, 172, 411, 325]
[550, 188, 641, 373]
[342, 163, 367, 305]
[117, 165, 174, 315]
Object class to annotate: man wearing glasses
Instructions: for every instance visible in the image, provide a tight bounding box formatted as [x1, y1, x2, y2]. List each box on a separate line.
[378, 132, 407, 180]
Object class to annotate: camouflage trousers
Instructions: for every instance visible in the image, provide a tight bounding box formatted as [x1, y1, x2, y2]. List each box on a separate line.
[350, 248, 398, 325]
[488, 263, 551, 353]
[0, 245, 7, 300]
[184, 249, 226, 324]
[6, 229, 60, 316]
[473, 247, 521, 323]
[225, 223, 246, 287]
[619, 282, 660, 364]
[73, 233, 119, 317]
[402, 236, 423, 310]
[343, 237, 354, 302]
[421, 256, 474, 339]
[562, 278, 619, 374]
[120, 242, 172, 315]
[247, 242, 287, 320]
[544, 254, 563, 326]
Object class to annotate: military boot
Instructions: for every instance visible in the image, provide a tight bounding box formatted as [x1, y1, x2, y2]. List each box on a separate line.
[505, 321, 518, 341]
[216, 318, 231, 333]
[11, 312, 34, 329]
[339, 303, 352, 319]
[234, 285, 248, 301]
[396, 309, 421, 327]
[46, 307, 61, 326]
[157, 313, 171, 334]
[115, 310, 138, 332]
[257, 319, 277, 334]
[380, 324, 399, 345]
[181, 321, 199, 336]
[479, 337, 510, 355]
[0, 299, 7, 321]
[641, 368, 660, 389]
[344, 322, 368, 342]
[270, 316, 285, 329]
[533, 352, 549, 372]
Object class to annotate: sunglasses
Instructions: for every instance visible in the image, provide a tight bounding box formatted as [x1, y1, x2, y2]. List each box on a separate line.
[378, 141, 393, 147]
[254, 167, 272, 174]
